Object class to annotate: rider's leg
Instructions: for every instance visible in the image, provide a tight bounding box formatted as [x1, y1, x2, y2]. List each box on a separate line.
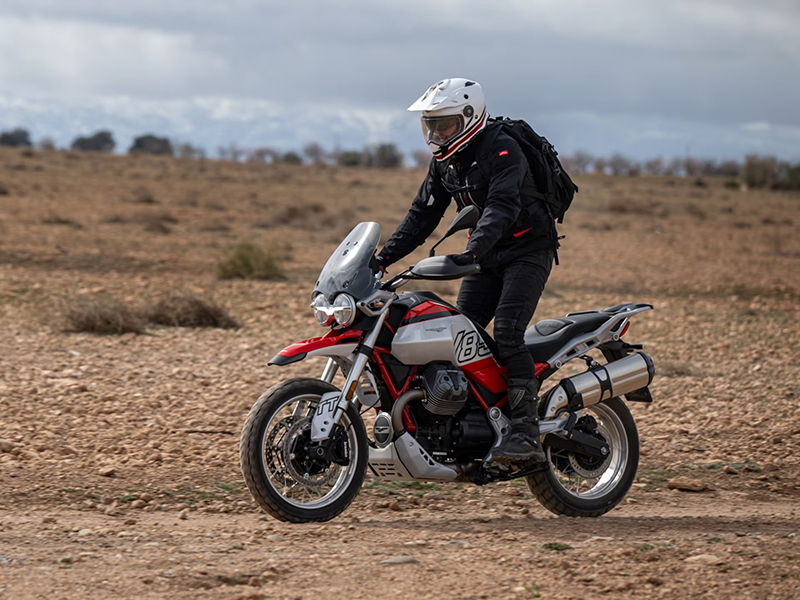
[491, 250, 554, 464]
[456, 269, 503, 328]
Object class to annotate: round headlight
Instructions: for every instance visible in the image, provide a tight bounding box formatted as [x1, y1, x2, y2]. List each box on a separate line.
[332, 294, 357, 328]
[312, 294, 334, 327]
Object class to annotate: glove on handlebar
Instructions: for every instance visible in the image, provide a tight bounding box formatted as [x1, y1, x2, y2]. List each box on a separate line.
[446, 251, 477, 266]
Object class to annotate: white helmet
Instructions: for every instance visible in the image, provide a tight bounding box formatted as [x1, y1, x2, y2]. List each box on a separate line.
[408, 78, 487, 161]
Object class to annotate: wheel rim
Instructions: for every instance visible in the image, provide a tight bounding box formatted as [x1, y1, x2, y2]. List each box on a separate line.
[547, 403, 628, 500]
[259, 393, 360, 509]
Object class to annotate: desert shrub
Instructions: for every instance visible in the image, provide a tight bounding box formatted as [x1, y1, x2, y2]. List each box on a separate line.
[723, 180, 740, 190]
[41, 213, 83, 229]
[0, 128, 32, 147]
[718, 160, 741, 177]
[63, 296, 145, 335]
[131, 186, 156, 204]
[175, 142, 205, 159]
[38, 137, 57, 151]
[0, 182, 9, 196]
[217, 242, 286, 280]
[742, 155, 777, 188]
[144, 292, 239, 329]
[129, 134, 173, 156]
[303, 142, 326, 164]
[71, 130, 115, 152]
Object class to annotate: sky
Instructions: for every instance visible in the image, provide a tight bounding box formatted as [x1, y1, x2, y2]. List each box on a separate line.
[1, 0, 799, 161]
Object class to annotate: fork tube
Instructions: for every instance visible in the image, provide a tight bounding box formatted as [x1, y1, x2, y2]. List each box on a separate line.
[321, 358, 338, 383]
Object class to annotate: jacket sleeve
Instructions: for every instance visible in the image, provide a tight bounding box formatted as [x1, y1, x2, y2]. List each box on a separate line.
[378, 159, 451, 266]
[465, 139, 527, 261]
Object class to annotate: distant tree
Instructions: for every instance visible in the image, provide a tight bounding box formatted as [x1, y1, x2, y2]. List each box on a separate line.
[593, 158, 608, 175]
[71, 130, 115, 153]
[682, 157, 702, 177]
[303, 142, 326, 165]
[699, 159, 718, 176]
[372, 143, 403, 168]
[129, 134, 173, 156]
[247, 148, 279, 163]
[281, 151, 303, 165]
[644, 157, 664, 176]
[411, 149, 431, 169]
[572, 150, 593, 175]
[718, 160, 741, 177]
[0, 128, 32, 147]
[664, 157, 683, 177]
[608, 153, 632, 176]
[742, 155, 777, 188]
[218, 143, 244, 162]
[774, 161, 800, 191]
[175, 142, 205, 159]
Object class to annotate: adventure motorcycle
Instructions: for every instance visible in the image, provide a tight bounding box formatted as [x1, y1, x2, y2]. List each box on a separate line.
[240, 207, 655, 523]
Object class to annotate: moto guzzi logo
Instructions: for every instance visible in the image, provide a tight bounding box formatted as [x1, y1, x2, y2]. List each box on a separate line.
[454, 330, 492, 364]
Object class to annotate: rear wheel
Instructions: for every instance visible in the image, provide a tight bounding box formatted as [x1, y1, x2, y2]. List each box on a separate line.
[240, 378, 368, 523]
[526, 397, 639, 517]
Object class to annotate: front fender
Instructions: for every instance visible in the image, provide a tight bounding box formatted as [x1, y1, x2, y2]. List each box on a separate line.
[268, 329, 363, 366]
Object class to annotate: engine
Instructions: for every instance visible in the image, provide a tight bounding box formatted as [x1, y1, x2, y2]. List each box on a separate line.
[419, 362, 469, 419]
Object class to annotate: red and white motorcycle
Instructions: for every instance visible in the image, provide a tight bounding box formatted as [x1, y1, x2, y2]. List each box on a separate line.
[240, 207, 655, 523]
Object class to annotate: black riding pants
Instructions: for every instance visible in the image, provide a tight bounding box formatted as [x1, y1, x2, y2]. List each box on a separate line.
[456, 249, 553, 386]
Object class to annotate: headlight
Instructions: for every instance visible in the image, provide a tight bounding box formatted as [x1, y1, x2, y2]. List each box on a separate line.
[311, 294, 334, 327]
[332, 294, 357, 328]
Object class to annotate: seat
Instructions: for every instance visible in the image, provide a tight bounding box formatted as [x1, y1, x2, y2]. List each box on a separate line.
[524, 311, 612, 362]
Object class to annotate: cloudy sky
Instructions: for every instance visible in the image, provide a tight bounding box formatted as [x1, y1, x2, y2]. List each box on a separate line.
[1, 0, 799, 160]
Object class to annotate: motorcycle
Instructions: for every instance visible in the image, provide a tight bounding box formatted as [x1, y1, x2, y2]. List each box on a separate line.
[240, 206, 655, 523]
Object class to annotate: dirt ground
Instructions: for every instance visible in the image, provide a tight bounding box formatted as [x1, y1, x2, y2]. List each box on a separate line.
[1, 148, 799, 599]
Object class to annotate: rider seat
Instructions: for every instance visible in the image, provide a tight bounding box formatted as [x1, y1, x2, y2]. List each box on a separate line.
[524, 310, 613, 363]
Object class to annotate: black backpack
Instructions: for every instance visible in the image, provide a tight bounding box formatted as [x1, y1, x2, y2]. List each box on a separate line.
[489, 116, 578, 223]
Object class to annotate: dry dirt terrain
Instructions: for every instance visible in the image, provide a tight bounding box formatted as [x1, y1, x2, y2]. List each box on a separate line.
[1, 148, 799, 599]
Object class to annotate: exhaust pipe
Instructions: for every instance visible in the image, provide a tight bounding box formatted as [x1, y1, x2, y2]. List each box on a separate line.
[390, 389, 425, 434]
[542, 352, 654, 419]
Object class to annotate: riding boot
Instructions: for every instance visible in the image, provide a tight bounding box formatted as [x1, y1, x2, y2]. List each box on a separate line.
[492, 379, 547, 465]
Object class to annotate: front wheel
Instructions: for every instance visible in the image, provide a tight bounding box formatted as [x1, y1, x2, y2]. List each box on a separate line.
[240, 378, 368, 523]
[526, 396, 639, 517]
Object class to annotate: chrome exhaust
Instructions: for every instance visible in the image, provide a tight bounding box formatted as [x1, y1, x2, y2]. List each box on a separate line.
[542, 352, 654, 419]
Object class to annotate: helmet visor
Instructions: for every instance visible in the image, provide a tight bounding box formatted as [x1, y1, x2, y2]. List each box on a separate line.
[421, 115, 465, 147]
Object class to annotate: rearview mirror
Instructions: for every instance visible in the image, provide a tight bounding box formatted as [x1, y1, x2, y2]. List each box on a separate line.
[429, 206, 480, 257]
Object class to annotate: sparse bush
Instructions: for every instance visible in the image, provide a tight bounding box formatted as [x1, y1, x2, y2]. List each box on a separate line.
[773, 161, 800, 191]
[217, 242, 286, 280]
[175, 143, 206, 159]
[63, 296, 145, 335]
[0, 128, 32, 147]
[144, 292, 239, 329]
[644, 157, 664, 176]
[337, 150, 364, 167]
[0, 182, 9, 196]
[71, 130, 115, 153]
[218, 143, 245, 162]
[38, 137, 57, 151]
[718, 160, 741, 177]
[248, 148, 280, 163]
[723, 180, 740, 190]
[131, 186, 156, 204]
[303, 142, 326, 165]
[129, 134, 173, 156]
[41, 213, 83, 229]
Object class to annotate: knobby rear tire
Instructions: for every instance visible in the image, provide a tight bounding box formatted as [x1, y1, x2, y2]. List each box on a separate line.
[240, 378, 368, 523]
[526, 396, 639, 517]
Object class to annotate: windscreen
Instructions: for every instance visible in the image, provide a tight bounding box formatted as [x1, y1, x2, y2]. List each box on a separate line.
[313, 222, 381, 302]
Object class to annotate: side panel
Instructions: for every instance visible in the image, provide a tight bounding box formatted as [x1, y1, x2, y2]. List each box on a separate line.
[392, 313, 492, 367]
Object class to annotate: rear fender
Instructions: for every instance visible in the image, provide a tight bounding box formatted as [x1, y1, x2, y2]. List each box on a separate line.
[268, 329, 363, 366]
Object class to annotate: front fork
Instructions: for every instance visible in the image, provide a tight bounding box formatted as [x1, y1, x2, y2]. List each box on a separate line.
[310, 299, 393, 441]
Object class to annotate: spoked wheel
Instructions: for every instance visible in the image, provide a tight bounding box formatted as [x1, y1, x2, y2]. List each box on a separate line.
[240, 378, 368, 523]
[526, 397, 639, 517]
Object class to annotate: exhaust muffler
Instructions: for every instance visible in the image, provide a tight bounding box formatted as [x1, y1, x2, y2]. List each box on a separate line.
[542, 352, 654, 419]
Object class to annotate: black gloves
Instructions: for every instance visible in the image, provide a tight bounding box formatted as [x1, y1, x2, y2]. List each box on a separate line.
[447, 251, 477, 266]
[370, 254, 389, 275]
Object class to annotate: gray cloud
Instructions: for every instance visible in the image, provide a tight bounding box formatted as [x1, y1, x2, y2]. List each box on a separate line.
[1, 0, 798, 159]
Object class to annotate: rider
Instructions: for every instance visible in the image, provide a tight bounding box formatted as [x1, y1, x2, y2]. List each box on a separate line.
[373, 78, 559, 465]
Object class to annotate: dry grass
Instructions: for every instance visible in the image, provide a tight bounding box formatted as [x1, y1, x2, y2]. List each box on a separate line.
[217, 241, 286, 280]
[144, 291, 239, 329]
[62, 296, 145, 335]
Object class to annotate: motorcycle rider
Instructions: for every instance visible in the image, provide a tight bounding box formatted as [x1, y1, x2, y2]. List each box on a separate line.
[373, 78, 559, 465]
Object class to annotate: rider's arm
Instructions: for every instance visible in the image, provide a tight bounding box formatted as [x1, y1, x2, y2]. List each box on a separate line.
[378, 158, 451, 266]
[465, 139, 527, 261]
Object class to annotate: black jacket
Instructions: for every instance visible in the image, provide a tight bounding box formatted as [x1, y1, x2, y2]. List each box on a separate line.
[379, 126, 557, 269]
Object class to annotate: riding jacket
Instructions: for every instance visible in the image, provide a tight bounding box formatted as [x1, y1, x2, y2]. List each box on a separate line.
[379, 127, 558, 269]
